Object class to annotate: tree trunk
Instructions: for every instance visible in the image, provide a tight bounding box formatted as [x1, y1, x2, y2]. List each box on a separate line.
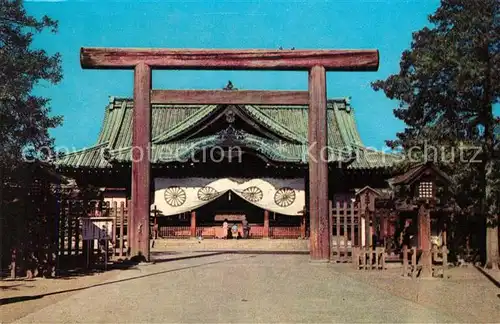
[482, 117, 498, 270]
[481, 43, 499, 270]
[485, 220, 499, 270]
[0, 165, 4, 272]
[418, 204, 432, 277]
[485, 160, 499, 270]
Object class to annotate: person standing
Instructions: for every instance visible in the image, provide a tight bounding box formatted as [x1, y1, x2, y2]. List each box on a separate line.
[153, 223, 159, 240]
[242, 216, 250, 239]
[222, 219, 229, 239]
[231, 223, 238, 239]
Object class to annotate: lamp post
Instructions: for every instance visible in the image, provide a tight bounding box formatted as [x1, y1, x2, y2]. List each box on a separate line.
[389, 162, 451, 278]
[415, 176, 436, 278]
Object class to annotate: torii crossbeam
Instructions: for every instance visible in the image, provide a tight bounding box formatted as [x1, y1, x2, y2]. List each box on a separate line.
[80, 47, 379, 262]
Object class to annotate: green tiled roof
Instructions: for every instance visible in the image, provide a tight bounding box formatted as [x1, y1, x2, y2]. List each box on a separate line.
[55, 96, 397, 169]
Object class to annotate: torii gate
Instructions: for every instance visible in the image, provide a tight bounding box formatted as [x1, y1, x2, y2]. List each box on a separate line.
[80, 47, 379, 262]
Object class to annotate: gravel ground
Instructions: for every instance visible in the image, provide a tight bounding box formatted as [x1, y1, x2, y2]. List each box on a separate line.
[335, 264, 500, 323]
[6, 253, 463, 323]
[1, 269, 120, 323]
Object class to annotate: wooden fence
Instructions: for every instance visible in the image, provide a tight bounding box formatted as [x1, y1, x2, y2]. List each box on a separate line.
[402, 245, 449, 278]
[330, 201, 360, 262]
[58, 200, 129, 269]
[432, 245, 448, 277]
[329, 200, 388, 271]
[156, 225, 301, 239]
[248, 225, 264, 238]
[195, 226, 216, 238]
[158, 226, 191, 238]
[353, 247, 386, 270]
[52, 198, 452, 275]
[402, 246, 419, 278]
[58, 200, 91, 267]
[269, 226, 302, 239]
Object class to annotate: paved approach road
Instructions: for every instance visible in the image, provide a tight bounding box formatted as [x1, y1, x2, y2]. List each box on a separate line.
[14, 253, 458, 323]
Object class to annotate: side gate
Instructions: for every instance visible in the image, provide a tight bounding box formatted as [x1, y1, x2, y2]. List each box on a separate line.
[58, 200, 129, 270]
[329, 200, 386, 270]
[58, 200, 98, 269]
[330, 200, 360, 262]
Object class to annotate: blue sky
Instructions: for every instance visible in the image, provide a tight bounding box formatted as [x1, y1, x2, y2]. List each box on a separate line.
[26, 0, 442, 151]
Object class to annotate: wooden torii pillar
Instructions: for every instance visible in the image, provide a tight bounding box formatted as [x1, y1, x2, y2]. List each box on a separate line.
[80, 48, 379, 262]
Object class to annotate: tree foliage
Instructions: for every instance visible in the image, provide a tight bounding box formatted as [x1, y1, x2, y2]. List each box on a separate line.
[0, 0, 62, 169]
[0, 0, 63, 277]
[372, 0, 499, 267]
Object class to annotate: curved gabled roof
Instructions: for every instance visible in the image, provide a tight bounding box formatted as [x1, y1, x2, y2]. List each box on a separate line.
[55, 96, 398, 169]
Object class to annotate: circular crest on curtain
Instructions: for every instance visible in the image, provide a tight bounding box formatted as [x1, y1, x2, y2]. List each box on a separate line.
[242, 186, 263, 202]
[274, 187, 296, 207]
[197, 186, 219, 201]
[164, 186, 187, 207]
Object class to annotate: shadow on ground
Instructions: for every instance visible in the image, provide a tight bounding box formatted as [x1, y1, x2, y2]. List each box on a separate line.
[0, 283, 32, 291]
[190, 250, 309, 255]
[150, 251, 182, 256]
[474, 265, 500, 288]
[0, 251, 245, 306]
[1, 250, 311, 307]
[150, 252, 223, 264]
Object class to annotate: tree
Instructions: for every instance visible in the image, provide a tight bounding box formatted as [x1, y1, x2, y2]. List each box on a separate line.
[0, 0, 62, 276]
[0, 0, 62, 169]
[372, 0, 499, 269]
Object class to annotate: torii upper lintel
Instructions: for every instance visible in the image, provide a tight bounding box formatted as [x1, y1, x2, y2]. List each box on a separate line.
[80, 47, 379, 71]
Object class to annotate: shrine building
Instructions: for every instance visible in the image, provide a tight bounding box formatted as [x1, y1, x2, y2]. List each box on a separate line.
[55, 94, 398, 239]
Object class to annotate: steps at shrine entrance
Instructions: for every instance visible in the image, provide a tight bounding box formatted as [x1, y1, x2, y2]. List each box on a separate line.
[151, 238, 309, 253]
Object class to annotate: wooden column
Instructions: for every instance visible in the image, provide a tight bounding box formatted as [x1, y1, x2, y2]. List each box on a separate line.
[380, 211, 387, 245]
[67, 204, 73, 261]
[190, 211, 197, 238]
[112, 201, 118, 256]
[367, 210, 373, 248]
[350, 202, 355, 248]
[358, 213, 364, 247]
[442, 222, 447, 246]
[126, 199, 132, 256]
[10, 248, 16, 278]
[263, 210, 269, 238]
[130, 62, 151, 261]
[308, 65, 330, 262]
[402, 245, 408, 276]
[119, 202, 125, 257]
[442, 221, 448, 275]
[364, 202, 373, 249]
[418, 204, 432, 277]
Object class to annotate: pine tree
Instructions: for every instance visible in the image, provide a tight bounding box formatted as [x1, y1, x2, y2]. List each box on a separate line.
[0, 0, 62, 169]
[1, 0, 62, 276]
[373, 0, 499, 269]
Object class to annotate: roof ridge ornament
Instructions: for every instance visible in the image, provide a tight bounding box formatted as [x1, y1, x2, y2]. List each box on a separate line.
[225, 109, 236, 123]
[102, 147, 112, 161]
[223, 80, 238, 91]
[108, 96, 115, 110]
[217, 125, 245, 141]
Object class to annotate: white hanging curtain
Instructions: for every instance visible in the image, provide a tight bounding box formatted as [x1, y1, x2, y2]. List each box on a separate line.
[153, 177, 305, 216]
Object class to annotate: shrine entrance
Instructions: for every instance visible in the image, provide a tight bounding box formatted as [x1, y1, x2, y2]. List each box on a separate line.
[155, 190, 304, 240]
[80, 47, 379, 261]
